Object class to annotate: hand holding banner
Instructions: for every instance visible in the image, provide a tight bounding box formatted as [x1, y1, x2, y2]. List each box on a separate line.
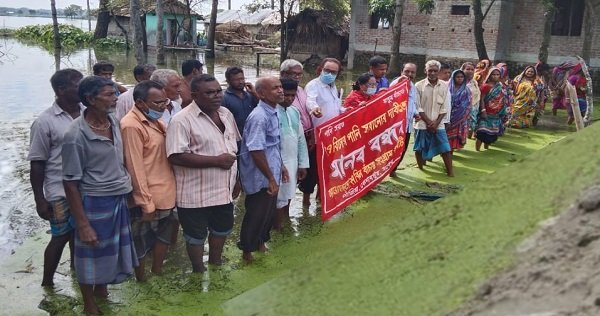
[316, 80, 410, 221]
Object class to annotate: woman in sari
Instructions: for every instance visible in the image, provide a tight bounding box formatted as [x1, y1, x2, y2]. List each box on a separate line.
[447, 70, 472, 151]
[473, 59, 490, 86]
[510, 65, 545, 128]
[549, 60, 578, 116]
[462, 62, 481, 139]
[567, 63, 588, 125]
[62, 76, 137, 315]
[495, 63, 513, 134]
[532, 61, 550, 126]
[476, 68, 509, 151]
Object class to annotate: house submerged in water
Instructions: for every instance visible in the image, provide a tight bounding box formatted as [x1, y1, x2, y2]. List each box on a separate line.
[108, 0, 203, 47]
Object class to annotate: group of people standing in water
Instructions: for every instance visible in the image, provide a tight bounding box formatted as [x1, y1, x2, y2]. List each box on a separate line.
[344, 56, 591, 177]
[27, 53, 590, 314]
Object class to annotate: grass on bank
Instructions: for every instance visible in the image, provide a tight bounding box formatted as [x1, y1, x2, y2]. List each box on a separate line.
[223, 115, 600, 315]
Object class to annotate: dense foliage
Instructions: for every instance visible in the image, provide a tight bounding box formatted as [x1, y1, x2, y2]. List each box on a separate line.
[14, 24, 126, 49]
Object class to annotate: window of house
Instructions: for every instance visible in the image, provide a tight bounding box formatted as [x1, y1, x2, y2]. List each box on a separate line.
[369, 13, 390, 29]
[451, 5, 470, 15]
[551, 0, 584, 36]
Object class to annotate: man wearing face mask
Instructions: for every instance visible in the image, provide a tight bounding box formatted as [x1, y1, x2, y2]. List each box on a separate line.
[303, 57, 343, 205]
[120, 80, 177, 281]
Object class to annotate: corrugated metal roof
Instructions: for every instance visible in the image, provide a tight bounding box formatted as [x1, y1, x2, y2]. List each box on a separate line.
[208, 9, 280, 25]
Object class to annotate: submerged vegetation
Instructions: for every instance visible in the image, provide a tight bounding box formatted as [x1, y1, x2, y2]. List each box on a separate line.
[13, 24, 127, 49]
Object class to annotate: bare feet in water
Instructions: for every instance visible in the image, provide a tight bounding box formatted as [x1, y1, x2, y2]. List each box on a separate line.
[242, 252, 254, 263]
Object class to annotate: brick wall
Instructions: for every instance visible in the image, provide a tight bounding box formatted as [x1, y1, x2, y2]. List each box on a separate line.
[350, 0, 600, 67]
[507, 0, 600, 62]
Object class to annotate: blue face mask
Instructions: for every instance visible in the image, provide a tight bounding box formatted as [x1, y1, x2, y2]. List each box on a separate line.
[145, 108, 164, 121]
[320, 71, 337, 85]
[366, 87, 377, 95]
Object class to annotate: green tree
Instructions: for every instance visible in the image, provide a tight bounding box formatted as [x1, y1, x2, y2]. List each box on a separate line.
[64, 4, 83, 18]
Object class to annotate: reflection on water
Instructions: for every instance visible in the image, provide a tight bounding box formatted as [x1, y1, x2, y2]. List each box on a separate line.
[0, 37, 361, 259]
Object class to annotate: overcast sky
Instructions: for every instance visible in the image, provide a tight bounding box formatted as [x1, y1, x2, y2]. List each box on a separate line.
[0, 0, 254, 14]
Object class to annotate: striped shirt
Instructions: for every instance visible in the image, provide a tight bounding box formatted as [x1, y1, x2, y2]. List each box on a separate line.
[166, 101, 240, 208]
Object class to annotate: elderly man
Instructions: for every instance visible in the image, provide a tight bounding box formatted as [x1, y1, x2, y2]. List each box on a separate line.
[28, 68, 84, 287]
[180, 59, 203, 108]
[280, 59, 315, 207]
[222, 66, 259, 135]
[413, 60, 453, 177]
[238, 76, 286, 263]
[116, 64, 157, 121]
[150, 69, 182, 126]
[167, 74, 240, 272]
[121, 80, 177, 281]
[389, 62, 419, 178]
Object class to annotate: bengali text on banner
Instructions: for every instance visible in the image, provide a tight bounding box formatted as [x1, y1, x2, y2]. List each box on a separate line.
[316, 80, 410, 221]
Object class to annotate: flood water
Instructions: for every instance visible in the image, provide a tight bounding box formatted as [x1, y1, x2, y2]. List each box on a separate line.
[0, 21, 366, 260]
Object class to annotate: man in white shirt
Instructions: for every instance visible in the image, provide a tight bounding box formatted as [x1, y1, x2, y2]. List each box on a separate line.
[413, 60, 454, 177]
[115, 64, 156, 121]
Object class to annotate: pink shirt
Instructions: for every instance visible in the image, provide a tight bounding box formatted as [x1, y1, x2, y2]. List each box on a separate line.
[291, 86, 312, 132]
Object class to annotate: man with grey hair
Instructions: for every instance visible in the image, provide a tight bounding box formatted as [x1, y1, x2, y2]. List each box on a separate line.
[413, 60, 454, 177]
[280, 59, 314, 207]
[150, 69, 182, 126]
[238, 76, 286, 263]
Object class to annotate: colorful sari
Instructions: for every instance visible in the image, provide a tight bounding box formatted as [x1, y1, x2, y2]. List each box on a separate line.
[474, 59, 490, 86]
[476, 68, 509, 145]
[447, 70, 472, 150]
[495, 63, 513, 134]
[510, 66, 545, 128]
[549, 60, 579, 111]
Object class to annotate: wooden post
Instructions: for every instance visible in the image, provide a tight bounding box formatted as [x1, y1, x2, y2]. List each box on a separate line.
[566, 82, 584, 131]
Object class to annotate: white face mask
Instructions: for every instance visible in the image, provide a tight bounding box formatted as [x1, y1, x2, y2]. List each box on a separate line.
[366, 87, 377, 95]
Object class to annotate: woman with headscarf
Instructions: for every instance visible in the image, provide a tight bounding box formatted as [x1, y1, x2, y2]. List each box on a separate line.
[567, 63, 588, 125]
[343, 73, 377, 108]
[462, 62, 481, 139]
[62, 76, 137, 315]
[549, 60, 578, 116]
[510, 65, 545, 128]
[446, 70, 472, 151]
[473, 59, 491, 86]
[475, 67, 509, 151]
[495, 62, 513, 134]
[532, 61, 550, 126]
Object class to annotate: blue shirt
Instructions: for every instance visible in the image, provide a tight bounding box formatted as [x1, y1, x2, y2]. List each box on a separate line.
[377, 76, 389, 92]
[239, 101, 282, 195]
[221, 87, 258, 135]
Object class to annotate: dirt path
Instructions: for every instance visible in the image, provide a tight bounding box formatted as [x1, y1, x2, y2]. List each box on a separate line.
[454, 185, 600, 316]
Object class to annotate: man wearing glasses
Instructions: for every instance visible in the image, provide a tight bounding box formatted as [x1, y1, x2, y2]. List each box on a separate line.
[302, 58, 343, 206]
[166, 75, 241, 272]
[121, 80, 177, 281]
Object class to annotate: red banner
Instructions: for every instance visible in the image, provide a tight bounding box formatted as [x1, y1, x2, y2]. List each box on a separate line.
[316, 80, 409, 221]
